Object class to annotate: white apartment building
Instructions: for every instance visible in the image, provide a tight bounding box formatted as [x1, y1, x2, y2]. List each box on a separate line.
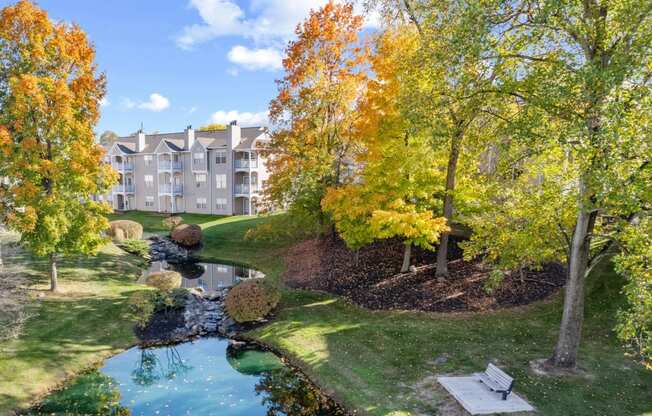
[100, 121, 270, 215]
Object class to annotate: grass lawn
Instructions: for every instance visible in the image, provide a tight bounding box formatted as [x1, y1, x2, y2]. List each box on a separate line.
[117, 211, 652, 416]
[3, 211, 651, 415]
[0, 235, 146, 414]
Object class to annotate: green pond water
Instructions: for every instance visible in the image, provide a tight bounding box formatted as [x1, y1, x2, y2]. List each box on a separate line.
[31, 338, 341, 416]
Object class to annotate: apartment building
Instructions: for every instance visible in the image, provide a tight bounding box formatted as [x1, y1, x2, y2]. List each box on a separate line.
[100, 121, 270, 215]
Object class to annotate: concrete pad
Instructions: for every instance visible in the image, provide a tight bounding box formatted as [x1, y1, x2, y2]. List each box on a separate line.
[437, 376, 535, 415]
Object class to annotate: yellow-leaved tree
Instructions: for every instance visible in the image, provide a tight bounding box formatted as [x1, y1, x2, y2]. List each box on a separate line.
[322, 29, 449, 271]
[0, 0, 116, 292]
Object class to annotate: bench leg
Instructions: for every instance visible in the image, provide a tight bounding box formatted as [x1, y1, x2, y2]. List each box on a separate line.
[502, 392, 508, 400]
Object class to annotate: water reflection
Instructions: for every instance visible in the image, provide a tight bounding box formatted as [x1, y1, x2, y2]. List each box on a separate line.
[147, 261, 265, 292]
[32, 338, 343, 416]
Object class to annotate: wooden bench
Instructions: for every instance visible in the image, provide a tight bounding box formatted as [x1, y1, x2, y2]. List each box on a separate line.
[474, 363, 514, 400]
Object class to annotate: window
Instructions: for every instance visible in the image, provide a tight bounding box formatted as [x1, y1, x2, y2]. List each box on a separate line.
[215, 174, 227, 189]
[215, 151, 227, 164]
[193, 152, 205, 165]
[145, 196, 154, 207]
[216, 198, 227, 210]
[216, 264, 228, 273]
[195, 173, 206, 187]
[144, 175, 154, 187]
[144, 155, 153, 166]
[196, 198, 207, 209]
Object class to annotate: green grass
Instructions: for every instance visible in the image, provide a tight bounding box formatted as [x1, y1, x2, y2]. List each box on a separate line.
[119, 211, 652, 416]
[0, 238, 146, 414]
[4, 211, 652, 415]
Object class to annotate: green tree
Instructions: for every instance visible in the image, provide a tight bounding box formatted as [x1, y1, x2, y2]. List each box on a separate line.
[0, 0, 116, 292]
[465, 0, 652, 369]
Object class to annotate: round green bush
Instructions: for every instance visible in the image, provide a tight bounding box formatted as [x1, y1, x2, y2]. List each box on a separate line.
[145, 271, 182, 291]
[225, 280, 280, 323]
[108, 220, 143, 242]
[171, 223, 203, 246]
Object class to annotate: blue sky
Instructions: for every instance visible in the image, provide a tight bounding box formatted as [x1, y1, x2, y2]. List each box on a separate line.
[0, 0, 377, 136]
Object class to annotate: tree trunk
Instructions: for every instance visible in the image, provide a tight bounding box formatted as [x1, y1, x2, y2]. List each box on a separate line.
[401, 242, 412, 273]
[436, 135, 462, 277]
[548, 202, 597, 368]
[49, 253, 59, 292]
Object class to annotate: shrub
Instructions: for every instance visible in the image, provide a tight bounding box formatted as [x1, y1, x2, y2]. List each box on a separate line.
[119, 239, 149, 258]
[128, 288, 189, 328]
[162, 216, 183, 231]
[128, 292, 155, 329]
[145, 271, 182, 291]
[225, 280, 280, 323]
[171, 223, 203, 246]
[244, 212, 325, 243]
[108, 220, 143, 242]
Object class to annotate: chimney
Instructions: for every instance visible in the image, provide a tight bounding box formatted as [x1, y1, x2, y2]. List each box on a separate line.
[227, 120, 241, 149]
[136, 130, 146, 152]
[185, 125, 195, 150]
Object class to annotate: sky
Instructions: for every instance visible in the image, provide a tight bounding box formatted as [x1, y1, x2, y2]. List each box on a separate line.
[0, 0, 378, 136]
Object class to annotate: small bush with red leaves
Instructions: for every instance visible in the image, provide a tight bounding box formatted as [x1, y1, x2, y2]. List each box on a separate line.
[225, 280, 280, 323]
[171, 223, 202, 246]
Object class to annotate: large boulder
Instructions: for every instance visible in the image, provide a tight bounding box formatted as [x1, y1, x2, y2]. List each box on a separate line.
[171, 224, 203, 247]
[145, 271, 182, 291]
[108, 220, 143, 242]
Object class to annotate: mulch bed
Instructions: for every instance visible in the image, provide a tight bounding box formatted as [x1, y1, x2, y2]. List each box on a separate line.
[284, 236, 566, 313]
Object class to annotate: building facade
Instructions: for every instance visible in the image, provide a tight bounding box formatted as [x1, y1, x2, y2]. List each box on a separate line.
[100, 122, 270, 216]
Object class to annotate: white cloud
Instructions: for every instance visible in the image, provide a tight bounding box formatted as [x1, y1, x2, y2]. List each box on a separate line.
[176, 0, 379, 50]
[99, 97, 111, 107]
[227, 45, 282, 71]
[121, 93, 171, 112]
[210, 110, 269, 126]
[138, 93, 170, 112]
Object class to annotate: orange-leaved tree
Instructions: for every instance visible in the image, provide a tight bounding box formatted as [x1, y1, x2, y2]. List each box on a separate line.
[265, 1, 369, 228]
[0, 0, 116, 292]
[322, 29, 448, 271]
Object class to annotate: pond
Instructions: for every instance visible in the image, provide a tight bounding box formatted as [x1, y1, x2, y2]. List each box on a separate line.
[31, 338, 343, 415]
[146, 261, 265, 293]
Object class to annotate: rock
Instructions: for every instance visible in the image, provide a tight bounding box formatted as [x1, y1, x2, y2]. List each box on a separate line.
[171, 224, 203, 247]
[433, 353, 450, 365]
[409, 265, 418, 273]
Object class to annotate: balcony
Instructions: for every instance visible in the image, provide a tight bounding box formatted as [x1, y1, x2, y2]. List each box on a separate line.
[235, 183, 259, 195]
[159, 184, 183, 194]
[113, 163, 134, 172]
[234, 159, 258, 169]
[158, 161, 183, 171]
[114, 184, 135, 193]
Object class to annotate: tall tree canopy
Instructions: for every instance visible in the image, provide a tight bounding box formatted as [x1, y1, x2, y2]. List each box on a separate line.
[0, 0, 116, 291]
[265, 1, 369, 226]
[322, 29, 449, 271]
[463, 0, 652, 368]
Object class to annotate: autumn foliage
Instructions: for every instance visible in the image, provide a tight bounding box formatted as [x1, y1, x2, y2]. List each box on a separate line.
[0, 0, 116, 291]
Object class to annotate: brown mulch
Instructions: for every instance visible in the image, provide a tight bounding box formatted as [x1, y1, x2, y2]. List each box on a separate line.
[284, 236, 566, 313]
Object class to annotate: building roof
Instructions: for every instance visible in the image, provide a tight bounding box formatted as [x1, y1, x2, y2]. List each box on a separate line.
[103, 126, 267, 154]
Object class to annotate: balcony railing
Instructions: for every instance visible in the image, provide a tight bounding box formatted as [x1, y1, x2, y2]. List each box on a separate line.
[158, 161, 183, 170]
[113, 163, 134, 171]
[235, 183, 259, 194]
[159, 184, 183, 194]
[114, 184, 135, 193]
[234, 159, 258, 169]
